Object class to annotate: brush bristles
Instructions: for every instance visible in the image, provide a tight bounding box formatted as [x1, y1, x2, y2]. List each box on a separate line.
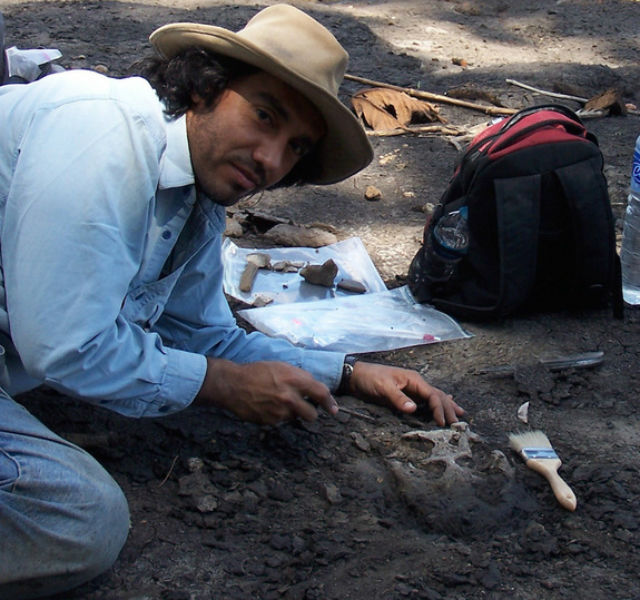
[508, 430, 553, 453]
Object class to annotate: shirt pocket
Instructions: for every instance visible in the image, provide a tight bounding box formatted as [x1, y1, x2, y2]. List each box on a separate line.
[121, 265, 185, 330]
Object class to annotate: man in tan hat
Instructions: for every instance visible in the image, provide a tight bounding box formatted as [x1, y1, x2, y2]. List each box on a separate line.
[0, 5, 463, 597]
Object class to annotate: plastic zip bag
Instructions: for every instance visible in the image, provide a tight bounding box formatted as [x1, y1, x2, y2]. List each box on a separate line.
[238, 285, 471, 353]
[222, 237, 387, 305]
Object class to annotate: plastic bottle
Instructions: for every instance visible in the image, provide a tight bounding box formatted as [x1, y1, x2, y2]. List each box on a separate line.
[620, 134, 640, 305]
[423, 206, 470, 282]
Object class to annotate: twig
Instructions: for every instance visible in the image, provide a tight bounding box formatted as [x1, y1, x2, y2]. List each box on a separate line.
[506, 79, 640, 117]
[366, 124, 470, 137]
[345, 73, 517, 116]
[339, 406, 377, 422]
[158, 454, 179, 487]
[505, 78, 588, 103]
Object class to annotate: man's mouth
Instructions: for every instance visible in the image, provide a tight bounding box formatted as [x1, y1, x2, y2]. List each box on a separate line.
[231, 162, 263, 191]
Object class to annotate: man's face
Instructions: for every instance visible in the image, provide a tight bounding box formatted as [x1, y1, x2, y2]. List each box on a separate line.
[185, 71, 326, 206]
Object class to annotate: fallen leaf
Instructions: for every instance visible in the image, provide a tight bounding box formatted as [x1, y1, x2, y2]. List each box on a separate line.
[584, 88, 626, 115]
[351, 87, 442, 131]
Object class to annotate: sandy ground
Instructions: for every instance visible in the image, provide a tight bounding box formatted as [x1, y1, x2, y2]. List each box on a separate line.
[2, 0, 640, 598]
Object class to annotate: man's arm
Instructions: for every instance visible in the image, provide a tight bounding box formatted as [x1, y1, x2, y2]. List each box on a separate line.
[345, 361, 464, 427]
[193, 355, 463, 427]
[193, 357, 338, 424]
[2, 74, 206, 416]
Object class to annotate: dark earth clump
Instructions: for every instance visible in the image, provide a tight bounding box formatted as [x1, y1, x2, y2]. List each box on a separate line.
[3, 1, 640, 598]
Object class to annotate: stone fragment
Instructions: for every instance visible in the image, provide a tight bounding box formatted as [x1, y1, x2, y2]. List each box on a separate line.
[195, 495, 218, 513]
[337, 278, 367, 294]
[186, 457, 204, 473]
[350, 431, 371, 452]
[364, 185, 382, 201]
[300, 259, 338, 287]
[323, 483, 342, 504]
[265, 223, 337, 247]
[224, 216, 243, 238]
[252, 294, 273, 307]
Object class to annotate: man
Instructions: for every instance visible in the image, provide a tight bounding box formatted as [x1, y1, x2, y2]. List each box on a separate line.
[0, 5, 464, 598]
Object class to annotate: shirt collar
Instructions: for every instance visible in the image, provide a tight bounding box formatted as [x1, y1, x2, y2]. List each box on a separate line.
[158, 114, 194, 190]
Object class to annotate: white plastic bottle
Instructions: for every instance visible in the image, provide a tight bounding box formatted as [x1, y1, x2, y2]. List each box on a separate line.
[620, 134, 640, 305]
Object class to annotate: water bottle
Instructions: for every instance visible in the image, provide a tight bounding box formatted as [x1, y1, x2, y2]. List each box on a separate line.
[423, 206, 470, 282]
[620, 134, 640, 305]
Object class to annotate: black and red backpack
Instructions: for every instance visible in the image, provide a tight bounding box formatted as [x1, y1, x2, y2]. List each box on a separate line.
[408, 104, 623, 320]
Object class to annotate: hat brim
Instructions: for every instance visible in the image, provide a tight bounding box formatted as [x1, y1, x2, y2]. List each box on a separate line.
[150, 24, 373, 185]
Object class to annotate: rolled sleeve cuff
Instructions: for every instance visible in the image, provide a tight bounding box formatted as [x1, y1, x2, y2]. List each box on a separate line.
[297, 349, 345, 393]
[144, 348, 207, 417]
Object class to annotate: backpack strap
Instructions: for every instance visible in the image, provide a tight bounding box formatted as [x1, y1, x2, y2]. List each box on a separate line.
[554, 158, 624, 318]
[494, 174, 541, 314]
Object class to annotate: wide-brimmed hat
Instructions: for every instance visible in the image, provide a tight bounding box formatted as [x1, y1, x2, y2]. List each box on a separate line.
[149, 4, 373, 185]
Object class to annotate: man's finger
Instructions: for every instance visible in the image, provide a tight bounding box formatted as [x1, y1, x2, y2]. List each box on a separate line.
[299, 378, 339, 417]
[430, 400, 446, 427]
[289, 396, 319, 422]
[386, 387, 418, 414]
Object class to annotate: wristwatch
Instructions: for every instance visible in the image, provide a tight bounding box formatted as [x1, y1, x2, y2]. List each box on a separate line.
[337, 355, 358, 395]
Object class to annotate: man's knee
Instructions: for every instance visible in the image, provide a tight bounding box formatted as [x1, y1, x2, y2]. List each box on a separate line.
[0, 413, 130, 598]
[77, 469, 131, 576]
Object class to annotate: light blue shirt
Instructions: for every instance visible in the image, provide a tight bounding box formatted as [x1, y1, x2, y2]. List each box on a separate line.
[0, 70, 344, 417]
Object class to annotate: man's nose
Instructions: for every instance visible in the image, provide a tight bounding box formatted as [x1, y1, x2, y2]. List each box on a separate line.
[253, 136, 289, 182]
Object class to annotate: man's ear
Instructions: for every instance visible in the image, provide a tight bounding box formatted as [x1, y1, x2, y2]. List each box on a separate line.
[190, 92, 205, 110]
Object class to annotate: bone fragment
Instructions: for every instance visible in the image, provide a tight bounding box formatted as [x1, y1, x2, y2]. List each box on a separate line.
[272, 260, 305, 273]
[239, 252, 271, 293]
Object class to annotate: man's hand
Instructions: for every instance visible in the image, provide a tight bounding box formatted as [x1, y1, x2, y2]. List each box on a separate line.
[345, 361, 464, 426]
[194, 357, 338, 425]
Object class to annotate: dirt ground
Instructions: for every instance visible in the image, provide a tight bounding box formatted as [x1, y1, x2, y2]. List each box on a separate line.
[2, 0, 640, 598]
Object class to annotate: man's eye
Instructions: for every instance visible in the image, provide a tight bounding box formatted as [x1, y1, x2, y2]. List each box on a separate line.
[256, 108, 272, 125]
[290, 141, 309, 157]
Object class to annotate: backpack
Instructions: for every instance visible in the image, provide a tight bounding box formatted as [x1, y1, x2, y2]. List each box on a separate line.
[407, 104, 623, 320]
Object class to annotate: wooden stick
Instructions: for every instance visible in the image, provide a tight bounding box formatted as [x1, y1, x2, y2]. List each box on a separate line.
[366, 124, 469, 137]
[338, 406, 377, 422]
[505, 78, 588, 103]
[345, 73, 517, 116]
[158, 454, 179, 487]
[506, 79, 640, 117]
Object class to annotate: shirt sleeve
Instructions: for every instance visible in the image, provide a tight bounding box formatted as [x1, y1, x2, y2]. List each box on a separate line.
[154, 215, 346, 395]
[3, 88, 206, 417]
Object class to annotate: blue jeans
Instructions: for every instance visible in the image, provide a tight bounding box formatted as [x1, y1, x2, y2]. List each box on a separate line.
[0, 390, 130, 599]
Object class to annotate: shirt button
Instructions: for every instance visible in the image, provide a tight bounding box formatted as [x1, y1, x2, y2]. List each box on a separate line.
[162, 230, 172, 240]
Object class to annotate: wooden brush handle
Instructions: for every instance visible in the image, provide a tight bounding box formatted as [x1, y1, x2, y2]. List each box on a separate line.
[526, 458, 577, 511]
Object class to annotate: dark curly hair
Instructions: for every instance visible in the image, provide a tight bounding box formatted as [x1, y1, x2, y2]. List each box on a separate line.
[129, 47, 320, 187]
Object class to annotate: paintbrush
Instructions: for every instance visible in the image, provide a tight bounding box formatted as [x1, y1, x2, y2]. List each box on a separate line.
[508, 430, 577, 511]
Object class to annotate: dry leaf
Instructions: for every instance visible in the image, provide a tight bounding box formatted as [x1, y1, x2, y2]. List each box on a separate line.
[584, 88, 626, 115]
[351, 87, 442, 131]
